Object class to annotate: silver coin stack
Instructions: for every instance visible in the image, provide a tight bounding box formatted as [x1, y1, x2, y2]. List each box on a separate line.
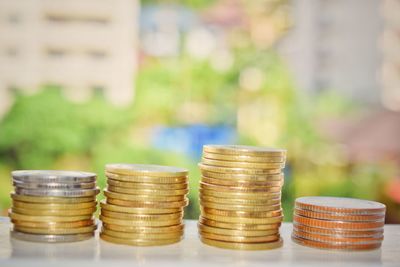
[9, 170, 99, 243]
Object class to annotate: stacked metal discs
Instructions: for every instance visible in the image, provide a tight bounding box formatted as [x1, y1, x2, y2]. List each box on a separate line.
[100, 163, 189, 246]
[9, 170, 99, 243]
[292, 196, 386, 250]
[198, 145, 287, 250]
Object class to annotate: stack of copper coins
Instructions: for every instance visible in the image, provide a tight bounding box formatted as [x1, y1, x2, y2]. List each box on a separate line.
[9, 170, 99, 243]
[100, 163, 189, 246]
[292, 196, 386, 250]
[198, 145, 287, 250]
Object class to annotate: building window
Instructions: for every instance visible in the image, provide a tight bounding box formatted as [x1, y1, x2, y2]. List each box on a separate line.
[5, 47, 18, 57]
[87, 50, 107, 60]
[46, 48, 68, 58]
[8, 13, 20, 24]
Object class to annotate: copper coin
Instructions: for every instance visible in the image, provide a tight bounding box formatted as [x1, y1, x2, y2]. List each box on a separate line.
[200, 196, 281, 206]
[198, 163, 282, 175]
[200, 170, 283, 181]
[202, 152, 285, 163]
[11, 219, 95, 228]
[201, 176, 284, 187]
[292, 229, 384, 244]
[202, 145, 286, 157]
[201, 207, 283, 218]
[200, 182, 281, 193]
[198, 222, 279, 237]
[201, 212, 283, 224]
[106, 197, 188, 208]
[293, 222, 384, 238]
[200, 188, 281, 200]
[293, 215, 384, 230]
[294, 208, 385, 222]
[199, 216, 281, 231]
[295, 197, 386, 215]
[107, 178, 188, 189]
[199, 230, 280, 243]
[200, 201, 282, 212]
[291, 235, 382, 250]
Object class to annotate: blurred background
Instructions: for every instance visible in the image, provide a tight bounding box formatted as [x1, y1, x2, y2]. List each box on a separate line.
[0, 0, 399, 222]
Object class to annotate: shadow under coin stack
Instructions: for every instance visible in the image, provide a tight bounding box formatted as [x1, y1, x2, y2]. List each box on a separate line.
[198, 145, 287, 250]
[9, 170, 99, 242]
[292, 196, 386, 250]
[100, 163, 189, 246]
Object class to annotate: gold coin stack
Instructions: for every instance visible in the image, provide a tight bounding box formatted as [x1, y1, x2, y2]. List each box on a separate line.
[198, 145, 287, 250]
[292, 196, 386, 250]
[9, 170, 99, 243]
[100, 163, 189, 246]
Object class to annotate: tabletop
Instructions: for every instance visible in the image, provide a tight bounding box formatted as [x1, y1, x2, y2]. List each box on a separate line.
[0, 217, 398, 267]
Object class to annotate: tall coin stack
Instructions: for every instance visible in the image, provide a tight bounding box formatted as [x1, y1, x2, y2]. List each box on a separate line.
[198, 145, 287, 250]
[100, 163, 189, 246]
[292, 196, 386, 250]
[9, 170, 99, 243]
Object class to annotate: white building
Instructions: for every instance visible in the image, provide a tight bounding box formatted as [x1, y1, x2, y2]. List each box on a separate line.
[381, 0, 400, 111]
[279, 0, 383, 105]
[0, 0, 138, 117]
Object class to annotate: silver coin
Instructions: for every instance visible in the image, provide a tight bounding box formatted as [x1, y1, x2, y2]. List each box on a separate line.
[10, 230, 94, 243]
[12, 170, 96, 184]
[13, 180, 96, 190]
[14, 187, 100, 197]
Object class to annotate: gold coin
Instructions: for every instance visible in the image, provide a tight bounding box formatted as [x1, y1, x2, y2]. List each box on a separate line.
[9, 212, 93, 223]
[100, 233, 181, 246]
[103, 223, 184, 233]
[201, 176, 283, 187]
[201, 158, 285, 169]
[11, 207, 96, 216]
[11, 219, 95, 228]
[105, 163, 188, 177]
[200, 188, 281, 199]
[101, 227, 183, 240]
[200, 195, 281, 206]
[104, 189, 185, 202]
[199, 216, 281, 230]
[200, 236, 283, 250]
[106, 198, 188, 208]
[201, 212, 283, 224]
[203, 145, 286, 157]
[203, 152, 285, 163]
[200, 170, 283, 182]
[100, 210, 182, 221]
[100, 201, 182, 214]
[201, 207, 283, 218]
[198, 222, 279, 237]
[106, 171, 187, 184]
[107, 178, 188, 190]
[100, 215, 182, 227]
[10, 193, 96, 203]
[106, 185, 189, 196]
[200, 182, 281, 193]
[199, 163, 281, 175]
[12, 200, 97, 210]
[14, 225, 97, 235]
[199, 230, 280, 243]
[200, 201, 282, 212]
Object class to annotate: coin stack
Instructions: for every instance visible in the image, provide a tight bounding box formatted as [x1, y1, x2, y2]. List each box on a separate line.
[9, 170, 99, 243]
[198, 145, 287, 250]
[100, 163, 189, 246]
[292, 196, 386, 250]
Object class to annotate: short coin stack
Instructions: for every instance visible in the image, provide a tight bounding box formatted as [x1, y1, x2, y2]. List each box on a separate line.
[292, 196, 386, 250]
[9, 170, 99, 243]
[100, 163, 189, 246]
[198, 145, 287, 250]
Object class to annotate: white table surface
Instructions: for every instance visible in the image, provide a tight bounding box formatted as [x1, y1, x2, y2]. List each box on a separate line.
[0, 217, 398, 267]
